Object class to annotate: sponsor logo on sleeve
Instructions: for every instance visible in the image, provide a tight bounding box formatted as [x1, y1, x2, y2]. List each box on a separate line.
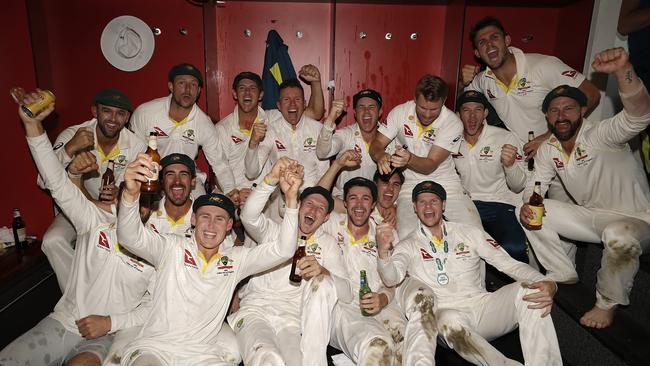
[97, 231, 110, 251]
[53, 142, 64, 150]
[552, 157, 565, 170]
[420, 248, 434, 261]
[275, 140, 287, 151]
[153, 127, 168, 137]
[561, 70, 578, 78]
[403, 124, 414, 137]
[184, 249, 198, 269]
[486, 238, 500, 248]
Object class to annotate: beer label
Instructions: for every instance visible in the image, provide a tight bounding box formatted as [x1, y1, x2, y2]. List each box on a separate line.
[16, 228, 26, 242]
[147, 162, 159, 182]
[529, 205, 544, 226]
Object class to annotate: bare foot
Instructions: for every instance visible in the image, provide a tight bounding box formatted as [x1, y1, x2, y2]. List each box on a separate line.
[580, 306, 615, 329]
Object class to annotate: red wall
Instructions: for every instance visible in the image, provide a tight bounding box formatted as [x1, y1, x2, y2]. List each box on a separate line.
[1, 0, 50, 236]
[210, 1, 332, 121]
[5, 0, 207, 237]
[461, 2, 593, 75]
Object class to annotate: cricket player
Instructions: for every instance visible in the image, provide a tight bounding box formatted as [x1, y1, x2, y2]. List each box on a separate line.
[519, 48, 650, 329]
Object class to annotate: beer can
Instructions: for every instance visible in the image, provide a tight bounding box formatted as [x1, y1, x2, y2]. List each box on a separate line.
[22, 90, 55, 118]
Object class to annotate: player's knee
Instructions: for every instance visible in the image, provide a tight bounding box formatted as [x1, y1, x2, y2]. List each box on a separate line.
[247, 343, 284, 366]
[602, 222, 643, 271]
[67, 351, 101, 366]
[360, 337, 393, 366]
[436, 310, 466, 335]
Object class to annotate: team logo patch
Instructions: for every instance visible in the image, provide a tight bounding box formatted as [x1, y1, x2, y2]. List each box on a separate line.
[561, 70, 578, 78]
[552, 157, 565, 170]
[153, 127, 168, 137]
[487, 89, 496, 99]
[53, 142, 64, 150]
[113, 154, 128, 167]
[303, 137, 317, 151]
[486, 238, 500, 248]
[420, 248, 434, 260]
[181, 129, 195, 142]
[97, 231, 110, 251]
[575, 145, 592, 167]
[275, 140, 286, 151]
[479, 146, 493, 158]
[184, 249, 198, 268]
[231, 135, 244, 144]
[403, 124, 414, 137]
[216, 255, 235, 276]
[455, 242, 470, 256]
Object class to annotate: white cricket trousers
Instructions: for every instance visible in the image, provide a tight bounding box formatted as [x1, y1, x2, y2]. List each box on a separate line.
[437, 282, 562, 366]
[518, 199, 650, 309]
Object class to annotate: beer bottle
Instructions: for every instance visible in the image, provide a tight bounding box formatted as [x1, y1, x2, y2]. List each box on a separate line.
[289, 236, 307, 284]
[12, 208, 27, 250]
[528, 181, 544, 230]
[100, 159, 116, 201]
[527, 131, 535, 171]
[359, 270, 373, 316]
[141, 132, 161, 194]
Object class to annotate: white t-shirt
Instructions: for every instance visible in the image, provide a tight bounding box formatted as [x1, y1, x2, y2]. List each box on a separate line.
[45, 118, 146, 200]
[453, 123, 527, 206]
[130, 95, 236, 192]
[526, 110, 650, 216]
[466, 46, 585, 142]
[378, 100, 464, 194]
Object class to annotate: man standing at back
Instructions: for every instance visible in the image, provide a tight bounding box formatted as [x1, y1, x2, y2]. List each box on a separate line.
[130, 63, 236, 198]
[462, 16, 600, 160]
[370, 74, 482, 238]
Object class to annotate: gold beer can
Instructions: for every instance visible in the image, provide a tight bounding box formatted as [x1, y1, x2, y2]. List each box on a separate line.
[22, 90, 55, 118]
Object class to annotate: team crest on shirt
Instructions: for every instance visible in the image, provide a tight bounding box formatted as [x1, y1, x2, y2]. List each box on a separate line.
[336, 232, 345, 249]
[552, 157, 565, 170]
[306, 242, 323, 261]
[420, 248, 434, 261]
[515, 78, 531, 96]
[184, 227, 193, 238]
[124, 256, 146, 273]
[486, 238, 500, 248]
[153, 127, 168, 137]
[455, 242, 471, 258]
[97, 231, 110, 251]
[486, 89, 496, 99]
[403, 124, 414, 137]
[575, 146, 592, 167]
[184, 249, 198, 269]
[113, 154, 128, 168]
[562, 70, 578, 78]
[479, 146, 494, 160]
[303, 137, 317, 151]
[231, 135, 244, 144]
[181, 129, 195, 142]
[361, 241, 378, 257]
[422, 130, 436, 144]
[275, 140, 287, 151]
[216, 255, 235, 276]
